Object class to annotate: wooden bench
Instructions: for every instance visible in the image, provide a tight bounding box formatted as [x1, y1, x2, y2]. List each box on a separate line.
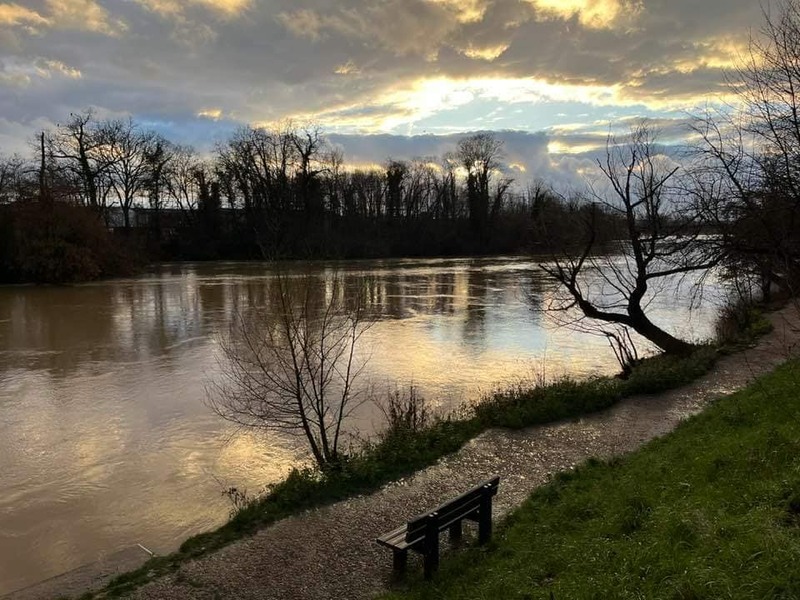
[376, 475, 500, 579]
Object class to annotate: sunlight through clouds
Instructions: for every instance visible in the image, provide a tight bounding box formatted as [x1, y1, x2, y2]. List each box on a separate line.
[286, 77, 624, 132]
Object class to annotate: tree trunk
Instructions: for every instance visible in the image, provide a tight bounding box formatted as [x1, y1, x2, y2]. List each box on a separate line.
[629, 311, 694, 356]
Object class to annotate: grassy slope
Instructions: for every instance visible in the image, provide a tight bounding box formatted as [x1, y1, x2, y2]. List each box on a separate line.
[384, 359, 800, 600]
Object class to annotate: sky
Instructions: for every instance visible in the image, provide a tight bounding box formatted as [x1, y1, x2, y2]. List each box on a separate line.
[0, 0, 764, 184]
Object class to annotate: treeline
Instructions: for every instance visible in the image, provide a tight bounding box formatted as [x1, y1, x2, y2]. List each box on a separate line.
[0, 115, 610, 283]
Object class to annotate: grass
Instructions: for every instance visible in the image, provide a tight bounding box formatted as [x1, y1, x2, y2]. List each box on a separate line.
[381, 358, 800, 600]
[87, 309, 771, 598]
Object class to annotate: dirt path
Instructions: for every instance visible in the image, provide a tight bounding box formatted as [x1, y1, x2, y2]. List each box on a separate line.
[118, 306, 800, 600]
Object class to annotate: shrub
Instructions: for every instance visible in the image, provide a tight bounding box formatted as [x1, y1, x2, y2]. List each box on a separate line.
[0, 201, 137, 284]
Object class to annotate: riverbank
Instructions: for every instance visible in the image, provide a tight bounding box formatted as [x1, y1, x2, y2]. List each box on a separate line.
[385, 325, 800, 598]
[47, 303, 793, 599]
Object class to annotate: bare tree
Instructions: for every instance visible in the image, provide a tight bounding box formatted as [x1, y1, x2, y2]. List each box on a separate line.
[208, 274, 370, 469]
[0, 154, 26, 204]
[542, 125, 717, 358]
[99, 118, 160, 229]
[47, 111, 116, 216]
[693, 0, 800, 298]
[456, 132, 511, 238]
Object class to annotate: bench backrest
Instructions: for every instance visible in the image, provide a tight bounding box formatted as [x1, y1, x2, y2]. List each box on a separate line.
[405, 475, 500, 544]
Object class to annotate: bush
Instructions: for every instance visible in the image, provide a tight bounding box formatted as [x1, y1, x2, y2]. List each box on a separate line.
[714, 297, 773, 348]
[0, 201, 137, 284]
[379, 386, 431, 437]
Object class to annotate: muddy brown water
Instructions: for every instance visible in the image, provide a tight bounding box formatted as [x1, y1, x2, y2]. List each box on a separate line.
[0, 257, 722, 594]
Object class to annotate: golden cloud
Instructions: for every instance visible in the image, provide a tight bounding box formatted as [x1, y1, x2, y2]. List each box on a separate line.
[461, 43, 510, 61]
[197, 108, 223, 120]
[0, 57, 82, 87]
[0, 3, 48, 27]
[34, 58, 82, 79]
[45, 0, 127, 36]
[334, 60, 361, 76]
[547, 139, 603, 154]
[275, 77, 621, 133]
[426, 0, 488, 24]
[527, 0, 642, 29]
[137, 0, 251, 19]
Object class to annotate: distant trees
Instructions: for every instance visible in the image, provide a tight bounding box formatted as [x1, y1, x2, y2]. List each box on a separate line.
[1, 114, 635, 281]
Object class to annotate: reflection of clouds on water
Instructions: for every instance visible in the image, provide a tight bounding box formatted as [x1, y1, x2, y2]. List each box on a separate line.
[0, 256, 725, 594]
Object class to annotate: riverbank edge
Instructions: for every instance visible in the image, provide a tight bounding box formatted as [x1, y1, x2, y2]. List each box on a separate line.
[380, 356, 800, 599]
[74, 308, 772, 599]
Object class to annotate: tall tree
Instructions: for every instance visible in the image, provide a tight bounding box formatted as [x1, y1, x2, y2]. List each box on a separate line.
[99, 118, 159, 229]
[456, 133, 511, 240]
[694, 0, 800, 298]
[48, 111, 115, 216]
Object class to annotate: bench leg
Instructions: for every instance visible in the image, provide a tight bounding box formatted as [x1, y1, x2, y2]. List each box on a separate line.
[449, 521, 463, 543]
[423, 548, 439, 580]
[478, 490, 493, 545]
[424, 514, 440, 580]
[392, 550, 408, 572]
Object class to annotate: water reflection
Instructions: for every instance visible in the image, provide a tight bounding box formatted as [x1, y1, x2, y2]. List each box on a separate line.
[0, 257, 722, 594]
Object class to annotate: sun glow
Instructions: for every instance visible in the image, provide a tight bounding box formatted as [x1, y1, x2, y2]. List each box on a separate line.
[280, 77, 625, 133]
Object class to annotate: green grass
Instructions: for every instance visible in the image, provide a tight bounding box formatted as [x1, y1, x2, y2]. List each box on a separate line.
[382, 358, 800, 600]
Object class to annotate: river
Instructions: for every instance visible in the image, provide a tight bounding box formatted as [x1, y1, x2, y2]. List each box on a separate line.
[0, 257, 723, 594]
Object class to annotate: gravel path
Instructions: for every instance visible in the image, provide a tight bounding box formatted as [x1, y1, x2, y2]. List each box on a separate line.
[129, 306, 800, 600]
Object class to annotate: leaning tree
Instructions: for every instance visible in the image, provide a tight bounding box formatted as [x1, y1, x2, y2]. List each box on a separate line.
[542, 125, 718, 361]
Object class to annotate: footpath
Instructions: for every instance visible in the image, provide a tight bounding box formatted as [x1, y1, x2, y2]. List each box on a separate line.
[12, 305, 800, 600]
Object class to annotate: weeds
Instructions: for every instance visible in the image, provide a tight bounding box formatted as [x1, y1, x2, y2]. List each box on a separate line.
[378, 386, 431, 437]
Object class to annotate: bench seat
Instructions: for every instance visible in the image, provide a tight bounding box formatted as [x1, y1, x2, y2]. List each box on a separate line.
[376, 476, 500, 578]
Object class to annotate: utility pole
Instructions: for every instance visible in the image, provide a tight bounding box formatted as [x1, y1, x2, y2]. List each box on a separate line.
[39, 131, 49, 201]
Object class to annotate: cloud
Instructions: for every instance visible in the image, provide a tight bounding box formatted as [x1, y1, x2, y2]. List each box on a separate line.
[136, 0, 251, 20]
[460, 43, 509, 61]
[0, 0, 770, 165]
[197, 108, 223, 120]
[45, 0, 126, 36]
[33, 58, 82, 79]
[526, 0, 642, 29]
[0, 3, 48, 28]
[0, 56, 82, 87]
[426, 0, 489, 24]
[276, 1, 481, 58]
